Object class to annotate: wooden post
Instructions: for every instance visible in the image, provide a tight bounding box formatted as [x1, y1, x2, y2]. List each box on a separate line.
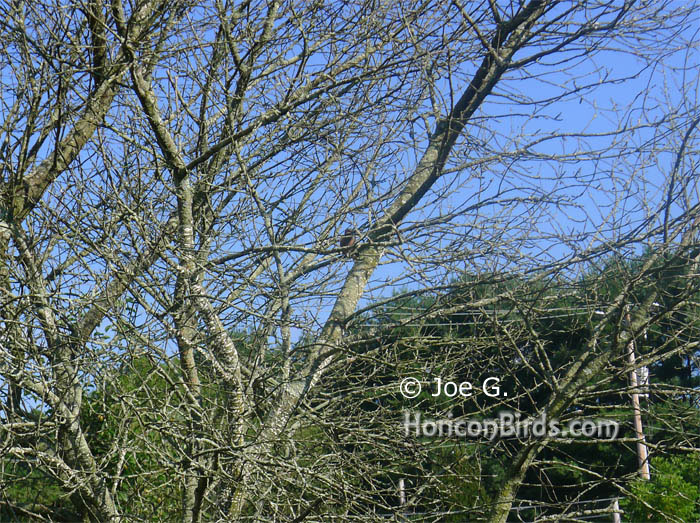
[612, 497, 622, 523]
[625, 309, 651, 480]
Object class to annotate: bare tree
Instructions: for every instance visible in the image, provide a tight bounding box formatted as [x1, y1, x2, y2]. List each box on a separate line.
[0, 0, 698, 520]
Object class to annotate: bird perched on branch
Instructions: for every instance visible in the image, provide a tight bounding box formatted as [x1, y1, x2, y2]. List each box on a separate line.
[339, 227, 358, 256]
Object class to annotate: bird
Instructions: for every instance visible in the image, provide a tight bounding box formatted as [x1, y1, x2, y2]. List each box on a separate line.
[339, 227, 357, 255]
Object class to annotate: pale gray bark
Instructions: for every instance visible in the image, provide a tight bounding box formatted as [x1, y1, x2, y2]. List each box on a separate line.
[1, 0, 698, 520]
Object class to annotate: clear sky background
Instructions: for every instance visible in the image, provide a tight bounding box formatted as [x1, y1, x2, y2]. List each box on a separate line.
[5, 1, 697, 355]
[354, 7, 699, 320]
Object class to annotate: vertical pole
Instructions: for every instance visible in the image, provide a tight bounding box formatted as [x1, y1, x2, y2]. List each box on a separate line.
[625, 309, 651, 480]
[399, 478, 406, 507]
[612, 498, 622, 523]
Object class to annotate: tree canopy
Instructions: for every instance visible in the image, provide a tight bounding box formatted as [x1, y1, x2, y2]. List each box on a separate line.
[0, 0, 698, 520]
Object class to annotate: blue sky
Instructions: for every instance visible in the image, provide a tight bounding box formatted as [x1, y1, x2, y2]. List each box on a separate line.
[3, 0, 698, 364]
[345, 5, 699, 326]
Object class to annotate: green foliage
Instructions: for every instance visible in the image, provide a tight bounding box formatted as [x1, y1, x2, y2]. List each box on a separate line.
[5, 250, 698, 519]
[80, 355, 183, 518]
[0, 461, 73, 521]
[339, 251, 700, 516]
[621, 454, 700, 522]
